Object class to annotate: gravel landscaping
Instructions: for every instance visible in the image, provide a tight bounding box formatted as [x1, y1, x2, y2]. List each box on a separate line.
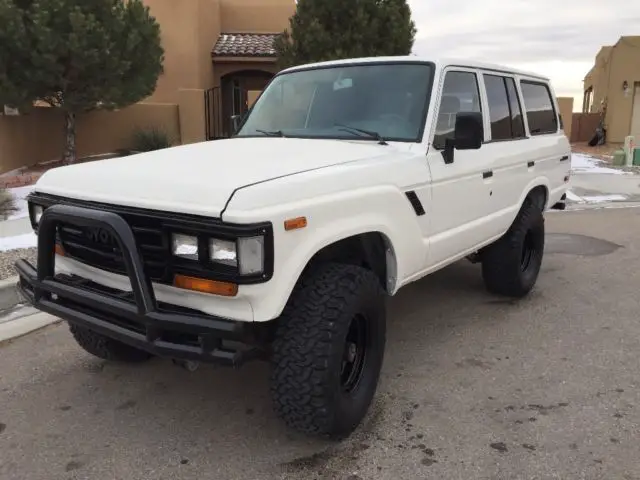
[0, 247, 36, 280]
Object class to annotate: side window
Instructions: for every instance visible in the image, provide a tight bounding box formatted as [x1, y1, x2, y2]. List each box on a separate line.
[433, 71, 482, 149]
[504, 78, 526, 138]
[483, 74, 527, 141]
[483, 75, 512, 141]
[520, 80, 558, 135]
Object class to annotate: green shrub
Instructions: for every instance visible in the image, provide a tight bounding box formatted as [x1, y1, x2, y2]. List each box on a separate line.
[131, 127, 172, 152]
[0, 188, 18, 220]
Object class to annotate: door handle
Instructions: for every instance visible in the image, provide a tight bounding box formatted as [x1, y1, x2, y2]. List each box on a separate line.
[560, 155, 569, 162]
[482, 171, 493, 179]
[527, 161, 535, 168]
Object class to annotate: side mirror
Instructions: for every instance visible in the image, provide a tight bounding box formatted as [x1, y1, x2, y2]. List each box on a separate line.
[442, 111, 484, 164]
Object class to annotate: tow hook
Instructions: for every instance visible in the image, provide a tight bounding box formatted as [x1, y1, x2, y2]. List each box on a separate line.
[172, 359, 200, 372]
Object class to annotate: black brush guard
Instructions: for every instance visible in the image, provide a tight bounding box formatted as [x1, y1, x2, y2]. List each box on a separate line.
[14, 204, 259, 366]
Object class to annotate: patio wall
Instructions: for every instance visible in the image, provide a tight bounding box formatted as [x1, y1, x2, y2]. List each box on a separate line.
[0, 103, 181, 174]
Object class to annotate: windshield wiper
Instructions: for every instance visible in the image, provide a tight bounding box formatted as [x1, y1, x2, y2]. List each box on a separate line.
[256, 129, 285, 137]
[335, 124, 388, 145]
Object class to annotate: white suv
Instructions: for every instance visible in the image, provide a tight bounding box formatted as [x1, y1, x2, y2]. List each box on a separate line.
[16, 56, 570, 438]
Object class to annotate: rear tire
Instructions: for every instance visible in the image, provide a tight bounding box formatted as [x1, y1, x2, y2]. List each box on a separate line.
[270, 263, 386, 439]
[481, 198, 545, 297]
[69, 324, 153, 363]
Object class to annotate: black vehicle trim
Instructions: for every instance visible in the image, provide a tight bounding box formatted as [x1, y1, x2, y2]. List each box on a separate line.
[405, 191, 426, 216]
[27, 192, 274, 285]
[14, 204, 260, 366]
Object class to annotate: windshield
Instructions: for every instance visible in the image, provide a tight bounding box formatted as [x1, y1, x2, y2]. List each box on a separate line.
[235, 62, 434, 142]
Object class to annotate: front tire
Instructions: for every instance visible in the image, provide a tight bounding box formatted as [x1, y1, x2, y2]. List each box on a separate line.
[481, 198, 545, 297]
[69, 324, 153, 363]
[270, 263, 386, 438]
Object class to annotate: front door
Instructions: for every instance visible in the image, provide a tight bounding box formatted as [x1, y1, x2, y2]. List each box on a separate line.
[425, 68, 493, 268]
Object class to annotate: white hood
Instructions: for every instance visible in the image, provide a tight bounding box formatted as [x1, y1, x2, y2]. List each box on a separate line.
[35, 137, 387, 218]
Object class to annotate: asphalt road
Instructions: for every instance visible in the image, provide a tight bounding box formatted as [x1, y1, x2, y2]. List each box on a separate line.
[1, 207, 639, 480]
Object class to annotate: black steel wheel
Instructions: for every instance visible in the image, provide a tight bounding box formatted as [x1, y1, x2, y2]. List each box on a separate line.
[270, 263, 386, 438]
[481, 198, 545, 297]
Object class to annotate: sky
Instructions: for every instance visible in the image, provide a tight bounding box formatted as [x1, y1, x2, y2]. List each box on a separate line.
[408, 0, 640, 111]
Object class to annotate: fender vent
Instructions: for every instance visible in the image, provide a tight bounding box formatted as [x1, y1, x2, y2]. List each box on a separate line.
[405, 191, 425, 216]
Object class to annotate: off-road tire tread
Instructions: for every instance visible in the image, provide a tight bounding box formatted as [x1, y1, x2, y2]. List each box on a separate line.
[481, 198, 545, 297]
[69, 324, 153, 362]
[270, 262, 384, 438]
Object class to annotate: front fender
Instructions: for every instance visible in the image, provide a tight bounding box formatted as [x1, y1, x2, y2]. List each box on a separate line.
[223, 185, 427, 321]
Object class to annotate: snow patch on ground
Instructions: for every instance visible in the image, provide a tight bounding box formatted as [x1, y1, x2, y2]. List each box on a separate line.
[571, 153, 628, 175]
[7, 185, 35, 220]
[566, 191, 628, 204]
[0, 232, 37, 252]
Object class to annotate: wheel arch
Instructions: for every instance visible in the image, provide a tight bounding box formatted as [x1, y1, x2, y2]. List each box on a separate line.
[300, 230, 398, 295]
[519, 178, 550, 212]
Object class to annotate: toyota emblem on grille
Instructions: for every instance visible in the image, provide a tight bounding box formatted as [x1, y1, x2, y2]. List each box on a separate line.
[87, 227, 113, 245]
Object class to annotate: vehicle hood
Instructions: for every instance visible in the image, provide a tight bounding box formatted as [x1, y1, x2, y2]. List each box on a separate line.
[34, 137, 389, 217]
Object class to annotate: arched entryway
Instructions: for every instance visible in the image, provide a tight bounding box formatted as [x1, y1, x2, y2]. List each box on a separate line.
[206, 69, 274, 139]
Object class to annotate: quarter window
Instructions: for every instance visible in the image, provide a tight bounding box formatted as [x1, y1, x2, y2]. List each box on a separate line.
[520, 80, 558, 135]
[433, 71, 482, 149]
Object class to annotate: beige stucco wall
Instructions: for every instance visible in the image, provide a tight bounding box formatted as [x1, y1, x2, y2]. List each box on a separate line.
[583, 38, 640, 143]
[0, 104, 181, 174]
[220, 0, 295, 33]
[557, 97, 574, 140]
[604, 39, 640, 143]
[144, 0, 222, 103]
[77, 103, 181, 155]
[0, 109, 64, 173]
[178, 89, 207, 144]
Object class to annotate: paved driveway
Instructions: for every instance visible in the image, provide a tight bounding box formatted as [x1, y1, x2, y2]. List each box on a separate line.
[1, 208, 639, 480]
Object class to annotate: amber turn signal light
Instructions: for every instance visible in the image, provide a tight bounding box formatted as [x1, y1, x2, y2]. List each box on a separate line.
[173, 274, 238, 297]
[284, 216, 307, 231]
[54, 244, 65, 256]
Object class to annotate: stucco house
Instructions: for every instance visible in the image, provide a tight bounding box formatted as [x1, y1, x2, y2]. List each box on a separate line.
[582, 36, 640, 144]
[0, 0, 296, 174]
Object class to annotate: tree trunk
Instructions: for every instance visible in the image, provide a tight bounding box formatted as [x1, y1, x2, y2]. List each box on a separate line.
[63, 111, 76, 165]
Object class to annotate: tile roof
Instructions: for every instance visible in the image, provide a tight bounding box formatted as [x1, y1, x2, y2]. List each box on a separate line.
[213, 33, 279, 57]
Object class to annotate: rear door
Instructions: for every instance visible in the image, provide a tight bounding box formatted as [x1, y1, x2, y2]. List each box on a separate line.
[478, 72, 531, 236]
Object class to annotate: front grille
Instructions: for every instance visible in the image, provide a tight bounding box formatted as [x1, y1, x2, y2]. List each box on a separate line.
[58, 213, 168, 281]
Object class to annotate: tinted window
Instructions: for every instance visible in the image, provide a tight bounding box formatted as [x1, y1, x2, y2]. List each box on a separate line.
[483, 75, 512, 141]
[433, 71, 482, 149]
[505, 78, 525, 138]
[520, 81, 558, 135]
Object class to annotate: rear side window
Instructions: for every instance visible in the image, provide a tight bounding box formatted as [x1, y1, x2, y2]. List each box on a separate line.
[484, 74, 526, 141]
[520, 80, 558, 135]
[484, 75, 512, 141]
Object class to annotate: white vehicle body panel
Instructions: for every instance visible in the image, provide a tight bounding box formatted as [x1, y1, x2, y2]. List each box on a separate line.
[30, 55, 571, 323]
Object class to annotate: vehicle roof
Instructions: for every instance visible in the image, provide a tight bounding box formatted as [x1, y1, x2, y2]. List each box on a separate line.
[280, 56, 550, 82]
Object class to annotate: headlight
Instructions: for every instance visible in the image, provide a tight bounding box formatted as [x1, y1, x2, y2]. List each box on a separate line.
[238, 236, 264, 275]
[171, 233, 198, 260]
[209, 236, 264, 275]
[209, 238, 237, 267]
[32, 204, 44, 225]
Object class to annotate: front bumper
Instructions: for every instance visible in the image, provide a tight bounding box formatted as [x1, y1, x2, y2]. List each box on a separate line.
[15, 204, 262, 366]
